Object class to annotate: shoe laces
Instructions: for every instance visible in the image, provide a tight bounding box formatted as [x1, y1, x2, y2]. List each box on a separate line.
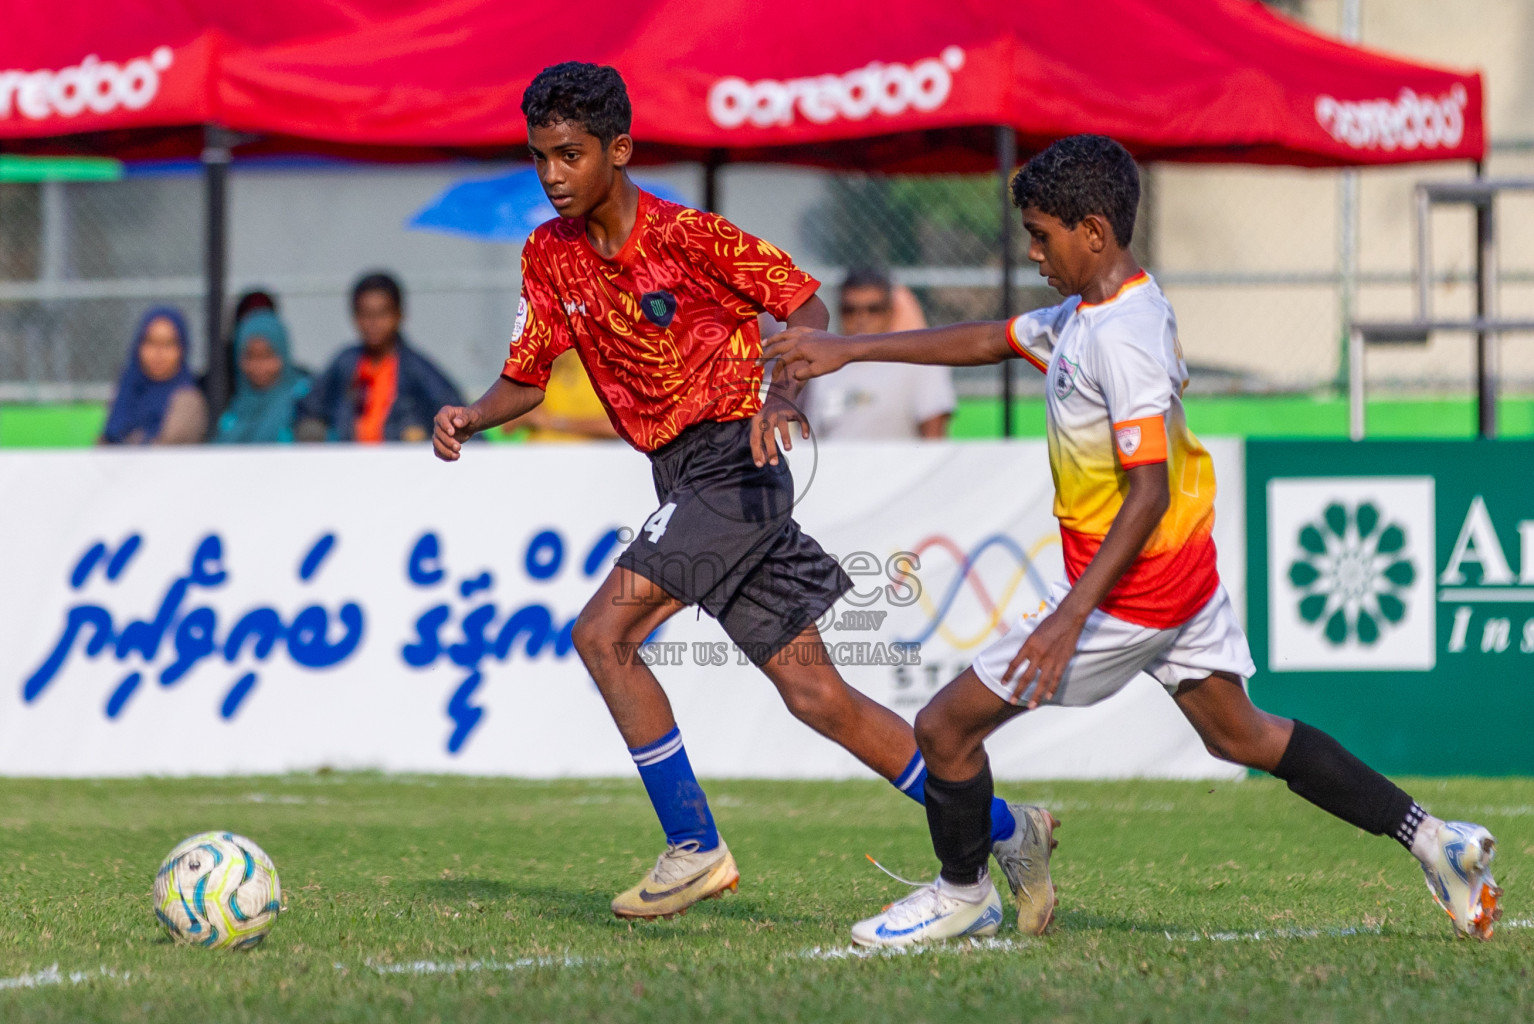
[652, 840, 708, 884]
[866, 854, 926, 887]
[864, 855, 954, 928]
[992, 819, 1038, 900]
[880, 880, 949, 928]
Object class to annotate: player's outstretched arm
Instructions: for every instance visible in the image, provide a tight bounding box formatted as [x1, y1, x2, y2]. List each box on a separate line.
[761, 321, 1013, 384]
[1000, 461, 1170, 707]
[432, 376, 544, 462]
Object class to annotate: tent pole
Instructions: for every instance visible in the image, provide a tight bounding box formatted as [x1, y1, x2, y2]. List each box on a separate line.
[997, 125, 1017, 438]
[1475, 159, 1497, 439]
[1337, 0, 1361, 397]
[202, 124, 232, 420]
[703, 149, 724, 214]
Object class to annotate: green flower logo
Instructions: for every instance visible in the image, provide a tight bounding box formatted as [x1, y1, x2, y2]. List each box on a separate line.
[1288, 501, 1415, 646]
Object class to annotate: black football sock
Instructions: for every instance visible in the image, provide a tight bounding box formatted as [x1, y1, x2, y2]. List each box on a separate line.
[925, 761, 995, 886]
[1270, 720, 1425, 850]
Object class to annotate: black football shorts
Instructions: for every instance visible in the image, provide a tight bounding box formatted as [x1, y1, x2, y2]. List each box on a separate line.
[614, 418, 851, 665]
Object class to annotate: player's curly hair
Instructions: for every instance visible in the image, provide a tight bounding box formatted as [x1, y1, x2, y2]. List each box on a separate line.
[1010, 135, 1140, 246]
[521, 62, 632, 148]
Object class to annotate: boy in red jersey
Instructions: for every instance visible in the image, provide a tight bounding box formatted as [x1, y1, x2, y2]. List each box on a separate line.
[433, 63, 1046, 923]
[765, 135, 1501, 947]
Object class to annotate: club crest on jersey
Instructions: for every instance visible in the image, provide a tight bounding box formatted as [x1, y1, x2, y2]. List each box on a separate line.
[1115, 425, 1142, 456]
[510, 297, 529, 343]
[1052, 356, 1079, 401]
[640, 290, 677, 328]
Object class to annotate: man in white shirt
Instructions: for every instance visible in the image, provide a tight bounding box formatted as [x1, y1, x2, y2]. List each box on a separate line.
[800, 269, 954, 440]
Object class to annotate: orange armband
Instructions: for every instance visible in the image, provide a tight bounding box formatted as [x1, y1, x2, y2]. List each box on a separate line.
[1112, 415, 1168, 468]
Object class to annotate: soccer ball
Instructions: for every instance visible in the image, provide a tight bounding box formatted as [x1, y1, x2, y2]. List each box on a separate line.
[154, 831, 283, 950]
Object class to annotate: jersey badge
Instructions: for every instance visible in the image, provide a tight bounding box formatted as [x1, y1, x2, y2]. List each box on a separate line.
[511, 297, 529, 343]
[1052, 355, 1079, 401]
[1115, 424, 1142, 457]
[640, 290, 678, 328]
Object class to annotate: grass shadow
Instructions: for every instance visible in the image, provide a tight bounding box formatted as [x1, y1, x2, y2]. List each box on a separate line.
[395, 877, 515, 902]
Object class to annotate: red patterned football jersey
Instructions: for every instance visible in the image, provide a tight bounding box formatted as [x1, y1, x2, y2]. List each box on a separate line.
[502, 190, 820, 452]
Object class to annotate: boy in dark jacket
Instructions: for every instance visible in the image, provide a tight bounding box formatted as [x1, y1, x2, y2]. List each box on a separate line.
[299, 272, 463, 443]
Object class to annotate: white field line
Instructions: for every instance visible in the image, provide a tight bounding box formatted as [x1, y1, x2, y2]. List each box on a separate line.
[793, 937, 1028, 960]
[340, 955, 599, 977]
[0, 965, 126, 991]
[10, 920, 1520, 994]
[1164, 924, 1385, 943]
[1460, 805, 1534, 817]
[1165, 916, 1533, 943]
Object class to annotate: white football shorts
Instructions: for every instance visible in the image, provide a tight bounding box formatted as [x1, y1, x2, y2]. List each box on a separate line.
[971, 580, 1256, 707]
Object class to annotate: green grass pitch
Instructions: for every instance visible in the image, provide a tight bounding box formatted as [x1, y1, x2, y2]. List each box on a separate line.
[0, 774, 1529, 1023]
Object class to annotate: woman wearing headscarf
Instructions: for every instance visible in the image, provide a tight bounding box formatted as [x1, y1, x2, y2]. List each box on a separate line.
[200, 287, 279, 403]
[213, 310, 311, 444]
[100, 306, 208, 445]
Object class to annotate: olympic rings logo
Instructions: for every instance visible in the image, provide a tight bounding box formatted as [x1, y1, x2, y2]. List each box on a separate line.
[894, 533, 1058, 650]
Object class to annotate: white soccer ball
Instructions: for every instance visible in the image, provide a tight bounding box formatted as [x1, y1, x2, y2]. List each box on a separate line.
[154, 831, 283, 950]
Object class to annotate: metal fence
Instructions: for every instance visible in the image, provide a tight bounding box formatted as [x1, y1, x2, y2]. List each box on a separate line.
[0, 175, 204, 400]
[4, 146, 1534, 406]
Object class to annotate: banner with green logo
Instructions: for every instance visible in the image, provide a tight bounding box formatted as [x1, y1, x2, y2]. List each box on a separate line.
[1247, 440, 1534, 775]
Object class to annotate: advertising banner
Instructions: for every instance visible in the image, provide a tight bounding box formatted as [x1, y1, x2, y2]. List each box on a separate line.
[0, 440, 1244, 779]
[1248, 440, 1534, 774]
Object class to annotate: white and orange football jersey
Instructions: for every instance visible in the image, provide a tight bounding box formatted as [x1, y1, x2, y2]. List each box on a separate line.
[1006, 271, 1218, 629]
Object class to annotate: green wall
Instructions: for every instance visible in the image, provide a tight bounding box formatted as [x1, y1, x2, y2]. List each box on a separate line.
[7, 395, 1534, 448]
[0, 403, 107, 448]
[950, 394, 1534, 440]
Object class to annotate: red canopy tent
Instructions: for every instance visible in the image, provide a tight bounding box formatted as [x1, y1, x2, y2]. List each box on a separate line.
[1, 0, 1484, 166]
[0, 0, 1486, 413]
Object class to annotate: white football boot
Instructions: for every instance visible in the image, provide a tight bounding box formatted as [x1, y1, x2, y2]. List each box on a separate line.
[611, 839, 739, 920]
[991, 803, 1059, 935]
[1420, 820, 1502, 940]
[851, 876, 1004, 948]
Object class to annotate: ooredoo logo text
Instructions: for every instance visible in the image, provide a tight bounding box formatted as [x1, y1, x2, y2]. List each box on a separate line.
[1314, 85, 1468, 153]
[708, 47, 965, 130]
[0, 47, 175, 121]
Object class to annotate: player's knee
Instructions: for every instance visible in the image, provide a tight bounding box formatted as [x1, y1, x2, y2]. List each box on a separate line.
[1192, 714, 1245, 764]
[914, 703, 973, 768]
[1202, 737, 1236, 764]
[1196, 711, 1289, 770]
[570, 608, 609, 665]
[1199, 728, 1263, 769]
[778, 674, 848, 729]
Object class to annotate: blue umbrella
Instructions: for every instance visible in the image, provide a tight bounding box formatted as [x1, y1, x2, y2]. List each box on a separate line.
[408, 167, 691, 242]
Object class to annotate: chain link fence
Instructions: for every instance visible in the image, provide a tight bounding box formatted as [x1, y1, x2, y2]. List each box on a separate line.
[4, 148, 1534, 409]
[0, 175, 204, 400]
[795, 169, 1149, 401]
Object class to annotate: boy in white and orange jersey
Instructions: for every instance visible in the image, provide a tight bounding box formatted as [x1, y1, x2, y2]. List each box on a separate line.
[765, 135, 1500, 948]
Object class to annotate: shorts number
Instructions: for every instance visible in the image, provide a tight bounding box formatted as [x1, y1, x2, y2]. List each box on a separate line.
[643, 502, 678, 543]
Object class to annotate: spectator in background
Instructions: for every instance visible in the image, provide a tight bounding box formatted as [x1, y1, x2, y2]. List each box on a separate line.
[213, 310, 311, 444]
[296, 272, 463, 443]
[234, 289, 278, 323]
[503, 350, 619, 441]
[800, 268, 954, 440]
[202, 289, 280, 405]
[100, 306, 208, 445]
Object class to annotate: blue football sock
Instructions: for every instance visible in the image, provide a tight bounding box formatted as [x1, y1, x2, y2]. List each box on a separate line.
[893, 749, 1016, 843]
[629, 726, 720, 851]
